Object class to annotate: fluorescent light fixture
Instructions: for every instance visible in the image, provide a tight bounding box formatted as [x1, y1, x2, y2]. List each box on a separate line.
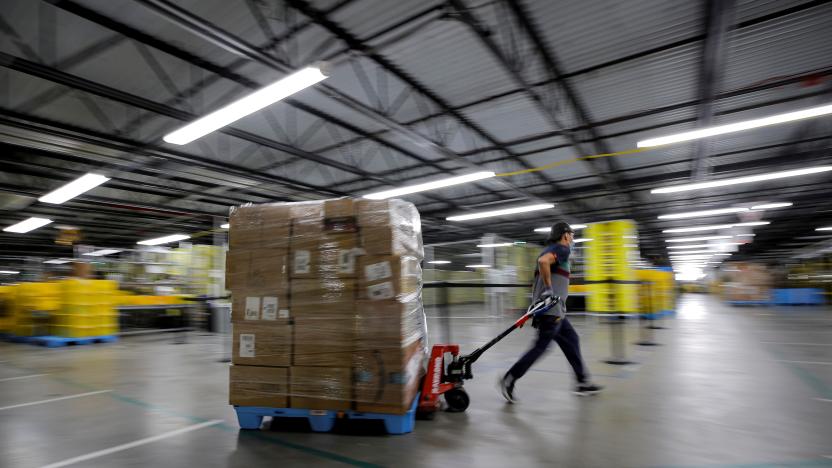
[427, 260, 451, 264]
[83, 249, 122, 257]
[637, 103, 832, 148]
[663, 224, 735, 233]
[574, 238, 593, 243]
[3, 217, 53, 233]
[734, 233, 755, 237]
[713, 253, 732, 257]
[477, 243, 513, 248]
[39, 173, 110, 204]
[667, 243, 740, 250]
[364, 171, 495, 200]
[670, 251, 719, 256]
[662, 221, 769, 233]
[733, 221, 770, 227]
[0, 270, 20, 274]
[137, 234, 190, 246]
[651, 166, 832, 194]
[447, 203, 554, 222]
[220, 223, 230, 229]
[465, 264, 491, 268]
[658, 207, 748, 220]
[44, 259, 72, 264]
[163, 66, 329, 145]
[750, 202, 792, 210]
[816, 226, 832, 231]
[666, 235, 734, 243]
[534, 223, 587, 233]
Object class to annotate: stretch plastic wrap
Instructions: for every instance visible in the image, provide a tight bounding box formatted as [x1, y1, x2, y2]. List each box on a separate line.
[227, 198, 427, 413]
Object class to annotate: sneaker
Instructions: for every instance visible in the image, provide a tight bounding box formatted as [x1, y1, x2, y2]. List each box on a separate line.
[499, 373, 517, 403]
[573, 382, 604, 396]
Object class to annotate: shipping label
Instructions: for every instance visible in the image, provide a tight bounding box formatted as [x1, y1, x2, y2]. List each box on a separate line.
[262, 296, 278, 320]
[244, 297, 260, 320]
[365, 261, 392, 282]
[337, 249, 355, 274]
[278, 309, 290, 319]
[239, 333, 255, 358]
[294, 250, 311, 274]
[367, 281, 395, 300]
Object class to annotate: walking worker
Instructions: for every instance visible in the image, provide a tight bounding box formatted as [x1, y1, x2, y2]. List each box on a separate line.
[500, 221, 603, 402]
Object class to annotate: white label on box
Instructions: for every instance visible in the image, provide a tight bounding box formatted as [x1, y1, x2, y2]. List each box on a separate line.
[262, 297, 278, 320]
[278, 309, 290, 319]
[239, 333, 255, 358]
[365, 261, 392, 282]
[294, 250, 311, 274]
[367, 282, 395, 300]
[244, 297, 260, 320]
[337, 250, 355, 274]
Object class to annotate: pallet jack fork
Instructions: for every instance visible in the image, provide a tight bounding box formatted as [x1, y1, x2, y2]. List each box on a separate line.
[417, 295, 560, 416]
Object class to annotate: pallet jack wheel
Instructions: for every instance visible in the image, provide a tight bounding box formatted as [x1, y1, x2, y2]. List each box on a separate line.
[444, 388, 470, 412]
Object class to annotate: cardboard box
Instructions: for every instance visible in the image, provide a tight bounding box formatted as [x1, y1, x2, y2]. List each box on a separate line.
[232, 323, 292, 367]
[229, 204, 291, 250]
[288, 201, 323, 221]
[290, 278, 356, 309]
[356, 199, 418, 226]
[291, 219, 323, 241]
[324, 199, 356, 219]
[226, 248, 288, 293]
[354, 339, 425, 414]
[358, 255, 421, 301]
[290, 366, 352, 410]
[229, 365, 289, 408]
[360, 226, 422, 258]
[292, 315, 354, 367]
[355, 300, 426, 346]
[231, 291, 291, 323]
[290, 234, 359, 279]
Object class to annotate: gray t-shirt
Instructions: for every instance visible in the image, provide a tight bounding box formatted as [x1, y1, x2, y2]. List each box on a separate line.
[532, 243, 570, 317]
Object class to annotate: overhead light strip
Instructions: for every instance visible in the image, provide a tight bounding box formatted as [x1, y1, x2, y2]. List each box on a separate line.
[665, 235, 735, 243]
[651, 166, 832, 194]
[137, 234, 190, 246]
[39, 173, 110, 205]
[534, 223, 586, 233]
[447, 203, 554, 221]
[164, 65, 329, 145]
[3, 217, 53, 234]
[658, 207, 748, 220]
[364, 172, 496, 200]
[663, 221, 769, 233]
[83, 249, 122, 257]
[637, 103, 832, 148]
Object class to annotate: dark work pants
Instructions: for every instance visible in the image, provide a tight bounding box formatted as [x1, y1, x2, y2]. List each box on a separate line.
[507, 315, 588, 383]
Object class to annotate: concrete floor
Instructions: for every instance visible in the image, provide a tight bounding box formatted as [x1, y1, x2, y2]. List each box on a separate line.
[1, 294, 831, 468]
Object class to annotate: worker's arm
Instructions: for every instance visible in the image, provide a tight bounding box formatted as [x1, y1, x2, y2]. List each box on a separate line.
[538, 252, 556, 292]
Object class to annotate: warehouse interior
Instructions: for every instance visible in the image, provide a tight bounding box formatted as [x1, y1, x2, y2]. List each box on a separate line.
[1, 0, 831, 467]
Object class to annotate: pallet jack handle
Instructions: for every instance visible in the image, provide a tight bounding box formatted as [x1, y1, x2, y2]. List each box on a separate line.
[455, 296, 560, 379]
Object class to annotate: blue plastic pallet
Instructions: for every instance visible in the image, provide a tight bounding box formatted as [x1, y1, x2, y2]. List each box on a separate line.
[26, 335, 118, 348]
[234, 393, 418, 435]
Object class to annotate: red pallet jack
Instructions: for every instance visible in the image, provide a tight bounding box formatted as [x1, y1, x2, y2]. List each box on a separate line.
[417, 295, 560, 417]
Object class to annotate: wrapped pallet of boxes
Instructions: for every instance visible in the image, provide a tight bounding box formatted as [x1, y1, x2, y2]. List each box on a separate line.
[227, 203, 294, 408]
[228, 198, 428, 414]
